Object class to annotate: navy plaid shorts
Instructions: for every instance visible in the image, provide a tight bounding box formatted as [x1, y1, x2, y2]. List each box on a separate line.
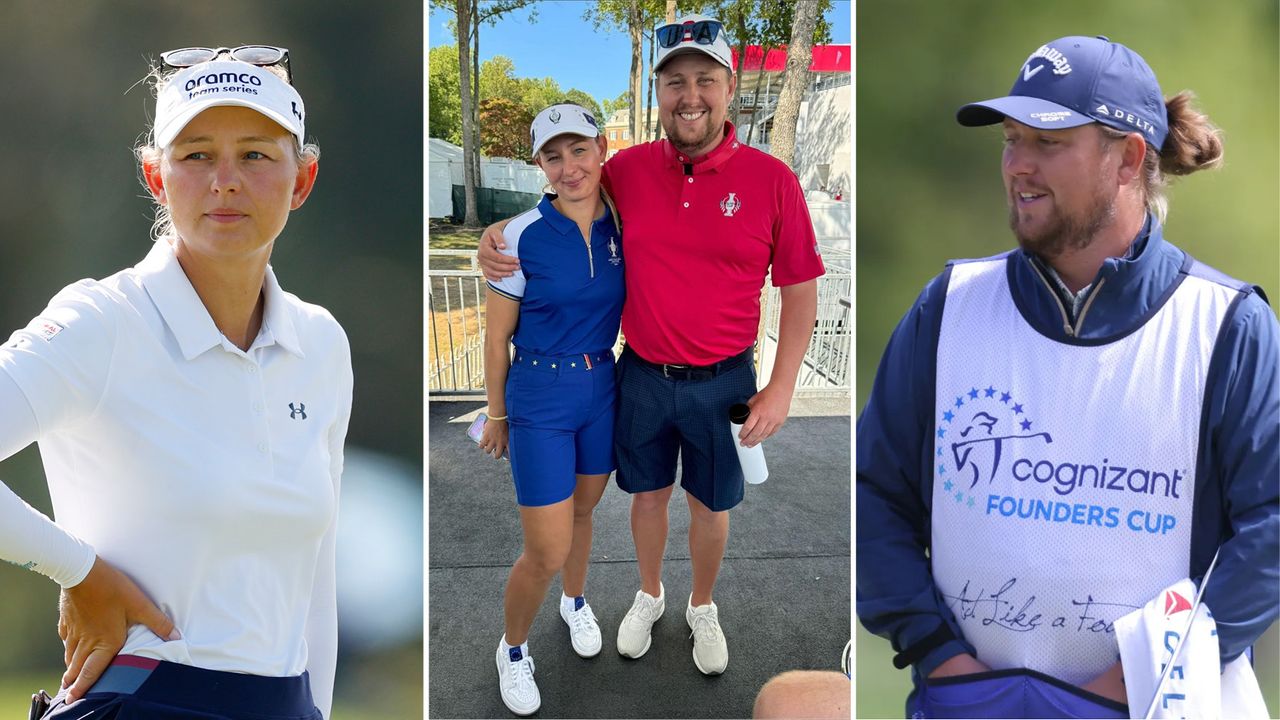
[613, 346, 757, 511]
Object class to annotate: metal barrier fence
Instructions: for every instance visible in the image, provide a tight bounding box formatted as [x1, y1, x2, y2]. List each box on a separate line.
[428, 250, 850, 397]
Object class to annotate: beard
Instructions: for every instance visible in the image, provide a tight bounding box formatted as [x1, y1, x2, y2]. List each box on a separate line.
[664, 111, 721, 157]
[1008, 178, 1116, 260]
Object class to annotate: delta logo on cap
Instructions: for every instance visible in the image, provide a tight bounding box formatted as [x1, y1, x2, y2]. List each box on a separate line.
[956, 36, 1169, 149]
[153, 60, 306, 149]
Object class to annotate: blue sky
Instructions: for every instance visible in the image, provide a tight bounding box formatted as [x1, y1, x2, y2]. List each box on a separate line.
[428, 1, 851, 104]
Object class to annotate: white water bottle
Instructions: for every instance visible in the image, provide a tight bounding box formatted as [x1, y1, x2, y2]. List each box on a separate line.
[729, 403, 769, 485]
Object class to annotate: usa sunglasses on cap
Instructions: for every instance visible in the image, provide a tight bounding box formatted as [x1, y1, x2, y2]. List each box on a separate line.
[656, 20, 724, 49]
[160, 45, 292, 83]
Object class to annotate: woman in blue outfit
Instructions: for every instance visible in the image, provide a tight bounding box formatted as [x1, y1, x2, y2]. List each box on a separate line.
[477, 103, 624, 716]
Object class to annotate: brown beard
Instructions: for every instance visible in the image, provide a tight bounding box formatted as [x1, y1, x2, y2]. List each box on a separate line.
[1009, 177, 1116, 260]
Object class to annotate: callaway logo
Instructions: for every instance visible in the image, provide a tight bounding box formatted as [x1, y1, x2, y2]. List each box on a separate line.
[1163, 590, 1193, 617]
[289, 402, 307, 420]
[1021, 44, 1072, 81]
[720, 192, 741, 217]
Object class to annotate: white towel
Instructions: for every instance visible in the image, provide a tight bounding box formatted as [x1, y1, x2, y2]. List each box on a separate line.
[1114, 578, 1269, 719]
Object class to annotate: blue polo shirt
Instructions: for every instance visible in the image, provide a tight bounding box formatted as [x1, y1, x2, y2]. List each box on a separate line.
[488, 194, 624, 356]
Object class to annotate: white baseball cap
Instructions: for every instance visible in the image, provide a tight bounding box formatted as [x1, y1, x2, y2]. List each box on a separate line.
[529, 103, 601, 157]
[654, 14, 733, 72]
[153, 60, 305, 149]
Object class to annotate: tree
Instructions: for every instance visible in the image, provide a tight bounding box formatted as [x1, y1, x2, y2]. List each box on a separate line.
[561, 89, 604, 123]
[470, 2, 539, 191]
[428, 45, 462, 144]
[455, 0, 479, 225]
[602, 90, 630, 118]
[479, 96, 536, 158]
[768, 0, 820, 166]
[585, 0, 666, 147]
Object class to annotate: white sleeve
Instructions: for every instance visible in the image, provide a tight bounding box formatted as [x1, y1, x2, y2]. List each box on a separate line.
[0, 371, 96, 587]
[487, 224, 527, 300]
[305, 331, 352, 719]
[0, 281, 116, 432]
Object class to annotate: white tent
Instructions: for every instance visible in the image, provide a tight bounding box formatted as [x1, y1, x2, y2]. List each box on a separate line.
[428, 139, 549, 219]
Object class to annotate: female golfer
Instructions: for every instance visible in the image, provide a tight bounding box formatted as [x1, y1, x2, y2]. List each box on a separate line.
[0, 46, 349, 719]
[477, 102, 623, 716]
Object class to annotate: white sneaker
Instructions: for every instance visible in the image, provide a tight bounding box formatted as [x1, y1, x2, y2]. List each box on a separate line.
[686, 597, 728, 675]
[616, 584, 665, 659]
[495, 640, 540, 715]
[560, 596, 602, 658]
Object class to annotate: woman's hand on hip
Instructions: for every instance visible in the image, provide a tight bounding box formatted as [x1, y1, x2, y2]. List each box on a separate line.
[59, 556, 179, 701]
[479, 417, 509, 459]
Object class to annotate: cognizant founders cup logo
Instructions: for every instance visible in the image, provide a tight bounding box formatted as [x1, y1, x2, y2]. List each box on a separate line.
[936, 382, 1185, 535]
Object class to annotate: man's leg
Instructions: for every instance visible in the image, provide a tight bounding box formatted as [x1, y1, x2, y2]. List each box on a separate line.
[686, 491, 729, 606]
[631, 484, 675, 597]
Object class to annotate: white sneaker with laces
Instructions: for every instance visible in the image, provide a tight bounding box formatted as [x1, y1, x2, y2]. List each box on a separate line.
[616, 583, 665, 659]
[495, 640, 540, 715]
[560, 596, 603, 657]
[686, 597, 728, 675]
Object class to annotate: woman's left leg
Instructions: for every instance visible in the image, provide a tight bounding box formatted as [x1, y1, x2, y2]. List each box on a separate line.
[561, 473, 609, 597]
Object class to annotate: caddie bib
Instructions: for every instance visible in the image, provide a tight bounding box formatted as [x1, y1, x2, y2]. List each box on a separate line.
[931, 257, 1234, 687]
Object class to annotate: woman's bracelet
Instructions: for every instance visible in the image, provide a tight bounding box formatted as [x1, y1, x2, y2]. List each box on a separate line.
[487, 413, 508, 421]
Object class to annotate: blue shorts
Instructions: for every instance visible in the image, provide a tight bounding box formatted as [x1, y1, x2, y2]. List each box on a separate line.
[907, 668, 1127, 719]
[505, 349, 616, 507]
[41, 655, 321, 719]
[614, 346, 756, 512]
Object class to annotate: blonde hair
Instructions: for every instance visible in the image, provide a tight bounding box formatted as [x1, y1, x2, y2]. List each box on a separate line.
[134, 59, 321, 242]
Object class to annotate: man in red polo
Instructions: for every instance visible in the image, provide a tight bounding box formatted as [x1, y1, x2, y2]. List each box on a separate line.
[479, 14, 823, 676]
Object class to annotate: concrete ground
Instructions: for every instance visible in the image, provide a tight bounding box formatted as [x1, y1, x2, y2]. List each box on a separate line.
[428, 400, 851, 719]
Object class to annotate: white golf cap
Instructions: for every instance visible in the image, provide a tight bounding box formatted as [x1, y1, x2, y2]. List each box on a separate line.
[654, 14, 733, 72]
[153, 60, 305, 148]
[529, 103, 601, 157]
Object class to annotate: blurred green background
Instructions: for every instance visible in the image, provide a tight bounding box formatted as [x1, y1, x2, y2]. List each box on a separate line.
[0, 2, 422, 717]
[855, 0, 1279, 717]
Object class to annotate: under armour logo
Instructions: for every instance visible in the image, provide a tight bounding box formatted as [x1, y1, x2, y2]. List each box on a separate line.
[289, 402, 307, 420]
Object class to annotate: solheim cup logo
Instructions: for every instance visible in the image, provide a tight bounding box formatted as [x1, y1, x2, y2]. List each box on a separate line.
[720, 192, 741, 217]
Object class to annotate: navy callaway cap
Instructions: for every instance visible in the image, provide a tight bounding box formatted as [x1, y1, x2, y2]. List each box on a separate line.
[957, 36, 1168, 149]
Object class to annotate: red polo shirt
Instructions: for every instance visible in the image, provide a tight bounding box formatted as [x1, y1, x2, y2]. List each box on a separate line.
[603, 122, 824, 365]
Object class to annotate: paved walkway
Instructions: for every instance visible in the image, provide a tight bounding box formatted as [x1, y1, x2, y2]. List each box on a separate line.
[428, 400, 851, 718]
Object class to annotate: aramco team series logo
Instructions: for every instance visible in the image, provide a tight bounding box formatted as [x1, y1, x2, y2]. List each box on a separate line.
[936, 383, 1051, 509]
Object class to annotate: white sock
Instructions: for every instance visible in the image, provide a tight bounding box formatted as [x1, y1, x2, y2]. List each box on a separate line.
[500, 635, 530, 659]
[561, 593, 585, 613]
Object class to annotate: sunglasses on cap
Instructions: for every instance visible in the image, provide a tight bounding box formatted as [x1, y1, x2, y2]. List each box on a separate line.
[160, 45, 292, 83]
[656, 20, 723, 49]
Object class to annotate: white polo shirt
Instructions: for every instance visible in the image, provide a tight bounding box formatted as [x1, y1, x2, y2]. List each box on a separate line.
[0, 240, 351, 717]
